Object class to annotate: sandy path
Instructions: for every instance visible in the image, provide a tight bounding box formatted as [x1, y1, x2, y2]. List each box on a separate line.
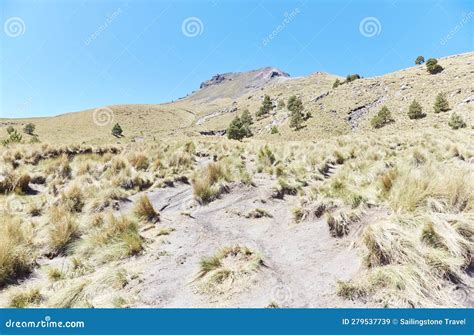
[122, 173, 363, 307]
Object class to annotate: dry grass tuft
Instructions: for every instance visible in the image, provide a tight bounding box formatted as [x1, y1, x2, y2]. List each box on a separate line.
[134, 195, 159, 222]
[193, 162, 230, 204]
[0, 217, 35, 287]
[196, 246, 263, 294]
[9, 288, 42, 308]
[47, 205, 79, 255]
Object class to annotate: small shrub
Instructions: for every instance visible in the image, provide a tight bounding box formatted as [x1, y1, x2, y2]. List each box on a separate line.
[448, 113, 466, 130]
[227, 115, 252, 141]
[270, 126, 279, 134]
[408, 100, 425, 119]
[257, 145, 276, 167]
[426, 58, 443, 74]
[332, 79, 341, 88]
[2, 129, 22, 146]
[256, 95, 273, 118]
[415, 56, 425, 65]
[346, 74, 361, 83]
[371, 106, 393, 128]
[23, 123, 35, 135]
[240, 109, 253, 126]
[112, 123, 123, 137]
[433, 93, 449, 113]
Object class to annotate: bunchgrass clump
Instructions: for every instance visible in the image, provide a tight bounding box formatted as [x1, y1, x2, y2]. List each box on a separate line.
[0, 217, 35, 287]
[134, 195, 159, 223]
[9, 288, 41, 308]
[192, 162, 230, 204]
[197, 246, 263, 294]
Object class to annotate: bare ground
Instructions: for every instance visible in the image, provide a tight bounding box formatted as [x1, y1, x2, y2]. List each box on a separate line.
[119, 173, 366, 308]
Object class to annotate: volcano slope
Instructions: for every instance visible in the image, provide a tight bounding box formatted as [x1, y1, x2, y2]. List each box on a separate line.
[0, 52, 473, 308]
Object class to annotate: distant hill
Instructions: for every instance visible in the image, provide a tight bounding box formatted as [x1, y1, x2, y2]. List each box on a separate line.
[1, 52, 472, 144]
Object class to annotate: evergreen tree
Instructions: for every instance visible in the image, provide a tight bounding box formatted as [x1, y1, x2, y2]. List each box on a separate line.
[290, 110, 303, 130]
[433, 93, 449, 113]
[426, 58, 443, 74]
[256, 95, 273, 118]
[415, 56, 425, 65]
[408, 100, 425, 119]
[448, 113, 466, 130]
[240, 109, 253, 126]
[227, 112, 253, 140]
[112, 123, 123, 137]
[23, 123, 36, 135]
[288, 95, 305, 130]
[345, 74, 361, 83]
[371, 106, 393, 128]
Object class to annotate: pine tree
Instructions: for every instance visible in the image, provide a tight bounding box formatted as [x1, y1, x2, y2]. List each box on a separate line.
[408, 100, 425, 119]
[345, 74, 361, 83]
[448, 113, 466, 130]
[415, 56, 425, 65]
[288, 96, 305, 130]
[227, 112, 253, 140]
[112, 123, 123, 137]
[426, 58, 443, 74]
[240, 109, 253, 126]
[433, 93, 449, 113]
[371, 106, 393, 128]
[23, 123, 35, 135]
[256, 95, 273, 118]
[290, 110, 303, 130]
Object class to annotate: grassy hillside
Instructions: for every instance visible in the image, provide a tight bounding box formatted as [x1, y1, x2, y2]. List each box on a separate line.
[2, 52, 472, 145]
[0, 52, 472, 308]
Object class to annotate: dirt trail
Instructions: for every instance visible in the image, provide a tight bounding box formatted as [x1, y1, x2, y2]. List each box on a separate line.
[122, 173, 363, 307]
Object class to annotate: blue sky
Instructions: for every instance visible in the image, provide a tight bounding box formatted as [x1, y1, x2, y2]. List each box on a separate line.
[1, 0, 473, 118]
